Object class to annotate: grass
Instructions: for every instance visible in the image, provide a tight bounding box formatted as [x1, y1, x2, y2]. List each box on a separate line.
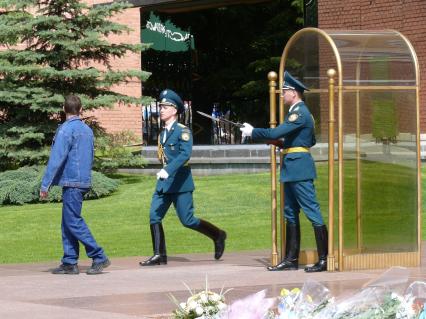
[0, 161, 423, 264]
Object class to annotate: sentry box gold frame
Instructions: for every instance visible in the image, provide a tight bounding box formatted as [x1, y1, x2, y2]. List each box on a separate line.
[268, 28, 420, 271]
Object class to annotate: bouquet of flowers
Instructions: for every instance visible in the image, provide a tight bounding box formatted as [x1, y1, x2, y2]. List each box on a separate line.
[170, 268, 426, 319]
[170, 279, 229, 319]
[268, 279, 333, 319]
[221, 289, 275, 319]
[315, 267, 426, 319]
[399, 281, 426, 319]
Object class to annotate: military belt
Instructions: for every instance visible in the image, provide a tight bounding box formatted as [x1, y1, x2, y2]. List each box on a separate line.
[283, 147, 310, 154]
[163, 161, 190, 168]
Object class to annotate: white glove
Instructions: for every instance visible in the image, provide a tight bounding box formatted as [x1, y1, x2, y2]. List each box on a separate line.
[156, 169, 169, 180]
[240, 122, 254, 138]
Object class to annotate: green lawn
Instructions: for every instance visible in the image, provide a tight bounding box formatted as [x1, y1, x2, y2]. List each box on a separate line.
[0, 162, 424, 264]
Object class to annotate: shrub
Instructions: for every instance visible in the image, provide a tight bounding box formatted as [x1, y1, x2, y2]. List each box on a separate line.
[94, 131, 146, 173]
[0, 166, 119, 205]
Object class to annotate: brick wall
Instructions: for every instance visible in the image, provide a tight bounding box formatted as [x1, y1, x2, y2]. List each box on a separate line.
[84, 0, 143, 139]
[319, 0, 426, 132]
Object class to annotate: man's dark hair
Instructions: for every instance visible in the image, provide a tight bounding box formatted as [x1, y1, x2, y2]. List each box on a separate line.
[64, 95, 82, 115]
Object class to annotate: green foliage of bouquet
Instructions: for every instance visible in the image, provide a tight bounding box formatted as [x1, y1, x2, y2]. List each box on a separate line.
[0, 166, 119, 205]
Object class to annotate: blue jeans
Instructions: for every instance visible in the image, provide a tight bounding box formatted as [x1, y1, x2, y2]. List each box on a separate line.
[61, 187, 107, 265]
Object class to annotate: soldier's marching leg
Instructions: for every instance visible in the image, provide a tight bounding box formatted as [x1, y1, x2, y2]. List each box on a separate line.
[140, 223, 167, 266]
[194, 219, 227, 260]
[140, 191, 171, 266]
[174, 192, 227, 260]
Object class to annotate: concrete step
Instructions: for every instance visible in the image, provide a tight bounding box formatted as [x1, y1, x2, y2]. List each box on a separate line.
[121, 144, 329, 175]
[141, 144, 271, 160]
[123, 141, 417, 176]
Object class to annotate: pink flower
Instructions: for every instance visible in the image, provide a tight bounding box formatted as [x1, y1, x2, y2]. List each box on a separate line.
[221, 290, 275, 319]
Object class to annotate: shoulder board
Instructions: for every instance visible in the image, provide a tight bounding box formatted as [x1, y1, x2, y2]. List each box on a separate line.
[177, 123, 186, 128]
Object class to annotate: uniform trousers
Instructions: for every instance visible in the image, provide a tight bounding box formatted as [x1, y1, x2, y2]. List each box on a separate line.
[284, 180, 324, 227]
[149, 190, 200, 228]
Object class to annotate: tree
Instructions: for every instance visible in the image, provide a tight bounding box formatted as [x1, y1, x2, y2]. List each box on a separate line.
[0, 0, 151, 170]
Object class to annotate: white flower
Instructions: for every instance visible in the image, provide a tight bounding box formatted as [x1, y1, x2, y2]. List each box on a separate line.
[195, 306, 204, 316]
[187, 300, 198, 310]
[210, 293, 221, 302]
[179, 302, 187, 310]
[200, 293, 208, 303]
[217, 302, 227, 310]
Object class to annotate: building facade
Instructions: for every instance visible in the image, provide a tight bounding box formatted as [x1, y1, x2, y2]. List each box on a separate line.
[318, 0, 426, 136]
[88, 0, 426, 141]
[84, 0, 143, 138]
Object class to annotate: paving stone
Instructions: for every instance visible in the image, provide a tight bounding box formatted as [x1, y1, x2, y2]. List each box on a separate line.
[0, 247, 425, 318]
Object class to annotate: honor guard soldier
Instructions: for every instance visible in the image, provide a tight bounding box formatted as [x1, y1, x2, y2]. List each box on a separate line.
[140, 89, 227, 266]
[240, 72, 328, 272]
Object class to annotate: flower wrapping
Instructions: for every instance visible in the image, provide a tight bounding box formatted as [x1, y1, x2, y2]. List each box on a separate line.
[171, 268, 426, 319]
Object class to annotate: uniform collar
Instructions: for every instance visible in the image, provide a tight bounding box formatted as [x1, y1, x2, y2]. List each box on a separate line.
[165, 120, 176, 131]
[162, 121, 177, 144]
[289, 101, 303, 113]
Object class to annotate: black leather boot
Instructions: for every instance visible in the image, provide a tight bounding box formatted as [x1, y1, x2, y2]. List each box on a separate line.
[193, 219, 227, 260]
[305, 225, 328, 272]
[140, 223, 167, 266]
[268, 223, 300, 271]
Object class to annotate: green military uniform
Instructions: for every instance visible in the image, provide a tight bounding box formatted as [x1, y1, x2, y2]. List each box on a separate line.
[150, 121, 198, 227]
[140, 89, 227, 267]
[243, 72, 328, 273]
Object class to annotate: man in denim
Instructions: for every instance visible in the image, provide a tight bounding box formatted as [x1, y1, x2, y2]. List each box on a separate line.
[40, 95, 110, 275]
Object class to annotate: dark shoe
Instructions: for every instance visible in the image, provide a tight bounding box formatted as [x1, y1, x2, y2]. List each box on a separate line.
[194, 219, 226, 260]
[267, 223, 301, 271]
[140, 224, 167, 266]
[86, 258, 111, 275]
[139, 254, 167, 266]
[305, 225, 328, 273]
[214, 230, 227, 260]
[267, 259, 298, 271]
[51, 264, 79, 275]
[305, 259, 327, 272]
[284, 223, 301, 262]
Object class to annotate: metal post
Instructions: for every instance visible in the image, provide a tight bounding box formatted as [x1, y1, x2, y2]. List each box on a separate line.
[327, 68, 336, 271]
[268, 71, 279, 266]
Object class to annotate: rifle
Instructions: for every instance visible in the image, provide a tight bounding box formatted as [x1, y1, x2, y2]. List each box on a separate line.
[197, 110, 284, 148]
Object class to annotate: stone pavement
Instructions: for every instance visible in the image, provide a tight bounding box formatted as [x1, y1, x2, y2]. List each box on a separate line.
[1, 249, 425, 319]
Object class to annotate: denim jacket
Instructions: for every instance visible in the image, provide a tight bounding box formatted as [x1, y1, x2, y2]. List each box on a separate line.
[41, 116, 94, 191]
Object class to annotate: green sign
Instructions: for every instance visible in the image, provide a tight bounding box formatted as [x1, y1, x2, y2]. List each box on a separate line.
[141, 12, 194, 52]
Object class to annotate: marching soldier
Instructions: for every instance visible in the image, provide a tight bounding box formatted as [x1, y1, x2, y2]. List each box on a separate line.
[140, 89, 227, 266]
[240, 71, 328, 272]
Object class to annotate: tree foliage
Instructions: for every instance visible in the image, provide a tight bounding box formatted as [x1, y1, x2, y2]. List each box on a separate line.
[94, 130, 147, 173]
[0, 0, 151, 170]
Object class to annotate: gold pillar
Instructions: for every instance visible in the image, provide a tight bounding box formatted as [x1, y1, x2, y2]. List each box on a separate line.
[327, 69, 336, 271]
[279, 79, 285, 260]
[338, 69, 344, 272]
[355, 64, 362, 253]
[268, 71, 279, 266]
